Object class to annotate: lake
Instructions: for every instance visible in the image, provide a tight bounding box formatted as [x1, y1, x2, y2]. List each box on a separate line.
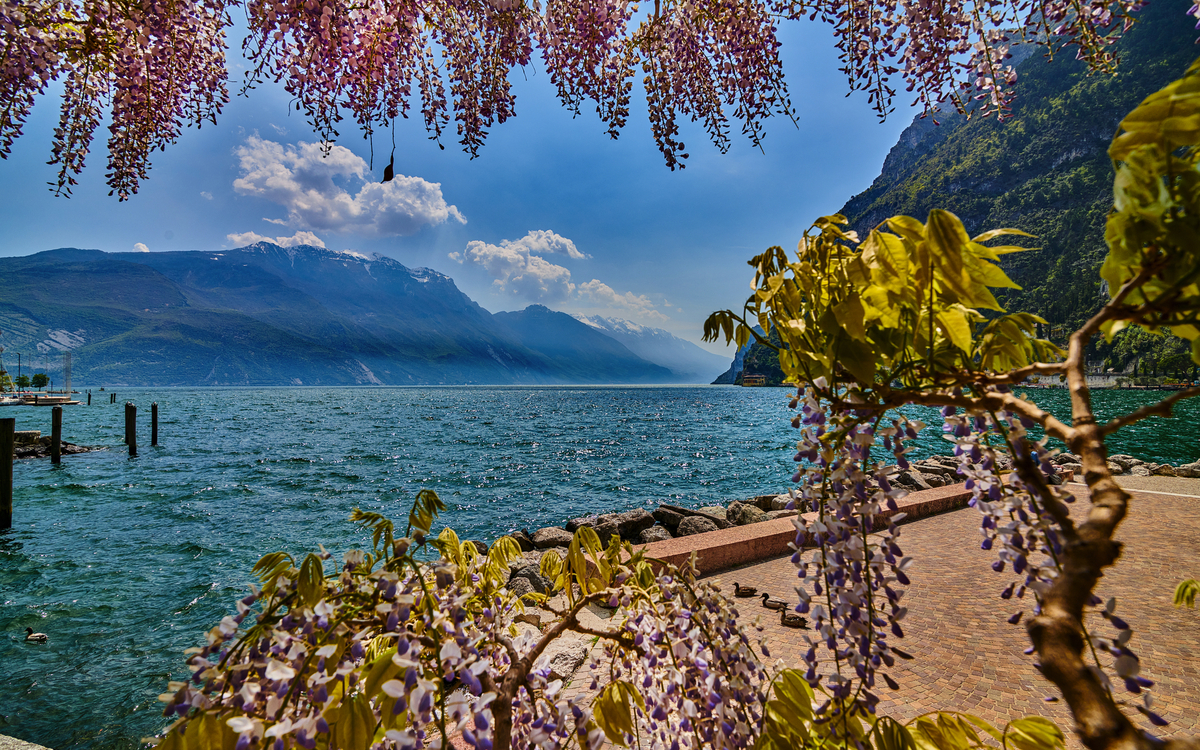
[1, 385, 1197, 749]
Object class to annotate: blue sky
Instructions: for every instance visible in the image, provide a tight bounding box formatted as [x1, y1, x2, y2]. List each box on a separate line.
[0, 19, 920, 355]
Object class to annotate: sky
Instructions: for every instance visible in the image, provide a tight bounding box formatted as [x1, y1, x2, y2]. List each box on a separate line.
[0, 18, 922, 356]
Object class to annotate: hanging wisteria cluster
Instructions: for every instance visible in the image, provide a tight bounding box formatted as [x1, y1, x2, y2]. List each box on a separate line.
[782, 380, 919, 737]
[3, 0, 1149, 198]
[588, 569, 772, 749]
[942, 400, 1168, 728]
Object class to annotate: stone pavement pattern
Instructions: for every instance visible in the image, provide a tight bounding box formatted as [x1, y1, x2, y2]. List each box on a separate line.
[704, 485, 1200, 746]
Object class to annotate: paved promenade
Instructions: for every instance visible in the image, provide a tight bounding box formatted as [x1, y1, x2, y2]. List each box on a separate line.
[704, 481, 1200, 745]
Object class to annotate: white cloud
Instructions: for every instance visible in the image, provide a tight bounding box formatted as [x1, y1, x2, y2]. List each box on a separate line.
[233, 136, 465, 237]
[578, 279, 669, 322]
[452, 230, 666, 321]
[132, 242, 150, 253]
[200, 191, 213, 200]
[226, 230, 326, 248]
[452, 233, 576, 303]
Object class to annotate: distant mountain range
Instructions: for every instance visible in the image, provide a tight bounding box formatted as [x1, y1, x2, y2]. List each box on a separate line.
[0, 244, 727, 386]
[571, 315, 729, 383]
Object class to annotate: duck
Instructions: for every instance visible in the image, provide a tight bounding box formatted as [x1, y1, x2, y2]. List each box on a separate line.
[24, 627, 48, 643]
[760, 592, 788, 610]
[780, 611, 808, 629]
[732, 582, 758, 598]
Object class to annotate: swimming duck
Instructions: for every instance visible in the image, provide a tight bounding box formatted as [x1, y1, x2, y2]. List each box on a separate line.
[780, 611, 808, 629]
[732, 582, 758, 597]
[760, 592, 788, 610]
[24, 627, 48, 643]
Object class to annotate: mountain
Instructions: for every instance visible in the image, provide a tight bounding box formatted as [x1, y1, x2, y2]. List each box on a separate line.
[572, 315, 730, 383]
[710, 326, 760, 385]
[840, 0, 1195, 336]
[711, 0, 1197, 382]
[494, 306, 675, 384]
[0, 246, 668, 386]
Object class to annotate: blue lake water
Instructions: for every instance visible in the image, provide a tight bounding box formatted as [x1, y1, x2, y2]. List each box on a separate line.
[1, 385, 1197, 750]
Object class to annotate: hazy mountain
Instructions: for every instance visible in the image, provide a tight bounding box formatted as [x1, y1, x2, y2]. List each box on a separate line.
[572, 315, 729, 383]
[0, 246, 666, 386]
[493, 306, 674, 384]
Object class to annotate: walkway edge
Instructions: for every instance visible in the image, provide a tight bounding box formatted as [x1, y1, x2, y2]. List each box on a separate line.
[635, 482, 982, 575]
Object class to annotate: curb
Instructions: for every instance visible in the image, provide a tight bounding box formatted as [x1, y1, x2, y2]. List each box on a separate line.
[635, 482, 979, 575]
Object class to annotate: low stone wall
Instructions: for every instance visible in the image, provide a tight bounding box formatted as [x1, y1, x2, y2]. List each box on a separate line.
[0, 736, 53, 750]
[633, 482, 982, 575]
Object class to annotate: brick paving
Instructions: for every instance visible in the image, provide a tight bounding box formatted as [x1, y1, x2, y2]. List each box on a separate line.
[705, 486, 1200, 745]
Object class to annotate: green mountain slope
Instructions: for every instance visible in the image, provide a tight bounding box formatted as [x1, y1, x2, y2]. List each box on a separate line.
[716, 0, 1198, 383]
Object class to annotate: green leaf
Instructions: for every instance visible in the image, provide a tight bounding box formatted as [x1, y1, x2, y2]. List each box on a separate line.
[297, 553, 325, 607]
[593, 681, 643, 746]
[336, 693, 378, 750]
[363, 647, 400, 698]
[1005, 717, 1065, 750]
[183, 713, 231, 750]
[1174, 578, 1199, 608]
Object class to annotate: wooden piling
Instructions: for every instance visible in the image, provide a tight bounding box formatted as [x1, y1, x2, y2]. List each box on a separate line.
[125, 402, 137, 457]
[87, 391, 91, 406]
[151, 402, 158, 447]
[1, 417, 13, 530]
[51, 406, 62, 464]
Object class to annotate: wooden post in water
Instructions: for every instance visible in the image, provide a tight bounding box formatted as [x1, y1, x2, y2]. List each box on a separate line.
[51, 406, 62, 464]
[151, 402, 158, 447]
[125, 402, 137, 457]
[1, 417, 13, 530]
[87, 391, 91, 406]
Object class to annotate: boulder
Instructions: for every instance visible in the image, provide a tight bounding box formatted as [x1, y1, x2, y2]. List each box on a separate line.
[766, 509, 798, 520]
[466, 540, 488, 556]
[727, 501, 768, 526]
[748, 494, 779, 511]
[532, 527, 574, 549]
[567, 508, 655, 542]
[657, 503, 732, 530]
[506, 577, 538, 600]
[1130, 465, 1152, 477]
[510, 530, 536, 552]
[924, 474, 948, 487]
[1051, 453, 1080, 465]
[1151, 463, 1177, 477]
[1061, 462, 1083, 474]
[915, 462, 953, 477]
[897, 470, 932, 490]
[534, 636, 590, 681]
[510, 565, 551, 594]
[1176, 461, 1200, 478]
[638, 525, 673, 544]
[676, 516, 719, 536]
[1107, 461, 1126, 475]
[770, 495, 794, 511]
[652, 507, 684, 531]
[698, 506, 727, 521]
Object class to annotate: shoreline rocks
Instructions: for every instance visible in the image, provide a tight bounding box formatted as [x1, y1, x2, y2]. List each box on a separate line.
[14, 437, 103, 460]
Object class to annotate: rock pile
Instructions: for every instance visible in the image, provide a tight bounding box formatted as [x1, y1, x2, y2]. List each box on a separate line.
[13, 436, 102, 460]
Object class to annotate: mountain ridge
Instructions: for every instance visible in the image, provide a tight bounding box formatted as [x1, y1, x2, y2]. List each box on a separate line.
[0, 245, 694, 386]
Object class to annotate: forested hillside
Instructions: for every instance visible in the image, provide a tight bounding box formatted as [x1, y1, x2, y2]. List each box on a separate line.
[719, 0, 1198, 383]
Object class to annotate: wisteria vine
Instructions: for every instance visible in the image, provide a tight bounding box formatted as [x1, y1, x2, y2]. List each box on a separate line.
[3, 0, 1151, 198]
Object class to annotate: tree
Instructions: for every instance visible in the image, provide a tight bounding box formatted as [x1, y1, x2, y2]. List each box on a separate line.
[15, 374, 30, 389]
[153, 58, 1200, 750]
[31, 372, 49, 388]
[3, 0, 1147, 199]
[704, 54, 1200, 750]
[0, 370, 11, 392]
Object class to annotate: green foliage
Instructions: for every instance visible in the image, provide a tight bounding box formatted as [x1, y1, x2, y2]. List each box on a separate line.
[755, 670, 1065, 750]
[31, 372, 49, 388]
[15, 374, 30, 388]
[1175, 579, 1199, 608]
[1101, 55, 1200, 363]
[704, 211, 1061, 390]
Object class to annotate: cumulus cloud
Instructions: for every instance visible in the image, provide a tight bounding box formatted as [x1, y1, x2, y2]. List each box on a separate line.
[227, 230, 326, 248]
[200, 191, 213, 200]
[452, 232, 577, 303]
[451, 230, 666, 321]
[233, 136, 465, 237]
[132, 242, 150, 253]
[578, 279, 668, 322]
